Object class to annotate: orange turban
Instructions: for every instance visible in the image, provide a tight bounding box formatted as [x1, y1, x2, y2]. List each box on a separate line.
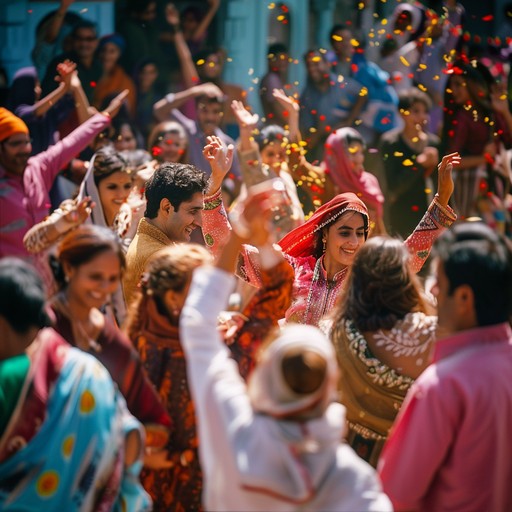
[0, 108, 29, 142]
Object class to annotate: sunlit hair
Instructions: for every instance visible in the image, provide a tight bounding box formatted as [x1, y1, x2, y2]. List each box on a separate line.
[333, 236, 433, 332]
[92, 145, 132, 186]
[52, 225, 125, 289]
[125, 244, 211, 336]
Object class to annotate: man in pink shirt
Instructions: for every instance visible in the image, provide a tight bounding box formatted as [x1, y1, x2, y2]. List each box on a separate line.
[378, 222, 512, 511]
[0, 94, 125, 262]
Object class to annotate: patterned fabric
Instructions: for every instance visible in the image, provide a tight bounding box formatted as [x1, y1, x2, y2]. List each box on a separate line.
[331, 314, 436, 467]
[124, 190, 229, 307]
[50, 298, 171, 428]
[228, 260, 294, 380]
[282, 196, 454, 326]
[133, 296, 203, 511]
[0, 113, 111, 290]
[0, 328, 150, 511]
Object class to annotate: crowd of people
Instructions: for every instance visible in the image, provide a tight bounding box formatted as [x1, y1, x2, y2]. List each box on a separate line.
[1, 0, 512, 510]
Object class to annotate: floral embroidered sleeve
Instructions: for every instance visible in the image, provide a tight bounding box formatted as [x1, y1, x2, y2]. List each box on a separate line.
[23, 200, 76, 254]
[230, 259, 294, 379]
[202, 189, 231, 261]
[404, 195, 457, 274]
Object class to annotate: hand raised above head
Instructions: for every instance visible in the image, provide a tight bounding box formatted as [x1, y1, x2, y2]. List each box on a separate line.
[231, 100, 259, 130]
[436, 152, 461, 207]
[230, 179, 290, 246]
[103, 89, 129, 119]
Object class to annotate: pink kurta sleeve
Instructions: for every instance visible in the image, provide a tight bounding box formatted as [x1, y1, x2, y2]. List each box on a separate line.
[31, 113, 111, 191]
[202, 189, 231, 261]
[405, 196, 457, 274]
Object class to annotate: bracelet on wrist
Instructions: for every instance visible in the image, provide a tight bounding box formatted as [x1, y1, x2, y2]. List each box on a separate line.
[165, 92, 176, 104]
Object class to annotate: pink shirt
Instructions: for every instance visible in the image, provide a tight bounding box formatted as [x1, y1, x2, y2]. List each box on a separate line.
[378, 322, 512, 511]
[0, 113, 110, 260]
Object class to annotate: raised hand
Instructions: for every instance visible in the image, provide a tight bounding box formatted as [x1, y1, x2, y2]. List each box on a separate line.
[103, 89, 129, 118]
[437, 152, 461, 207]
[56, 59, 77, 90]
[229, 179, 290, 245]
[203, 135, 234, 195]
[272, 88, 299, 117]
[165, 3, 180, 26]
[231, 100, 259, 131]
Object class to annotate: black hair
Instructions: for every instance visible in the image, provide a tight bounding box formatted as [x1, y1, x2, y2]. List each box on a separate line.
[268, 43, 288, 57]
[303, 48, 329, 62]
[434, 222, 512, 326]
[0, 258, 52, 334]
[398, 87, 432, 112]
[144, 163, 207, 218]
[329, 23, 349, 40]
[92, 145, 130, 186]
[71, 19, 97, 38]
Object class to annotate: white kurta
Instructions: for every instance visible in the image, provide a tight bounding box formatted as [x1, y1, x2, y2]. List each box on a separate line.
[181, 266, 392, 512]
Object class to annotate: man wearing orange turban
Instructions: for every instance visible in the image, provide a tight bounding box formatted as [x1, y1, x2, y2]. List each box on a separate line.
[0, 105, 113, 287]
[0, 108, 29, 142]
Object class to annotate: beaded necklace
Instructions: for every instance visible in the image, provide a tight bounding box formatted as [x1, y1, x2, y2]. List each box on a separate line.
[303, 257, 348, 325]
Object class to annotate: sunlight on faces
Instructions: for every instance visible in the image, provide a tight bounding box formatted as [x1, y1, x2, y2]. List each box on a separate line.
[153, 132, 187, 162]
[323, 211, 366, 272]
[97, 171, 133, 225]
[65, 250, 122, 311]
[197, 54, 222, 80]
[0, 134, 32, 175]
[197, 101, 224, 136]
[400, 101, 429, 130]
[260, 141, 287, 171]
[114, 124, 137, 151]
[162, 192, 203, 242]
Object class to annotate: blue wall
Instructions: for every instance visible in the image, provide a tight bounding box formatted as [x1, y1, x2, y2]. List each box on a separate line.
[0, 0, 114, 84]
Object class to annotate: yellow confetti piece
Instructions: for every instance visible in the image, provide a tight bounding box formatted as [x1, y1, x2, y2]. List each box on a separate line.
[358, 2, 365, 10]
[402, 159, 414, 166]
[277, 15, 285, 21]
[393, 151, 404, 157]
[399, 55, 410, 67]
[433, 75, 440, 81]
[500, 94, 508, 100]
[351, 38, 360, 47]
[312, 56, 322, 62]
[412, 136, 419, 143]
[332, 35, 343, 42]
[418, 83, 427, 92]
[359, 87, 369, 97]
[268, 2, 276, 9]
[419, 64, 427, 70]
[196, 59, 205, 66]
[309, 127, 317, 133]
[381, 18, 388, 25]
[425, 188, 432, 194]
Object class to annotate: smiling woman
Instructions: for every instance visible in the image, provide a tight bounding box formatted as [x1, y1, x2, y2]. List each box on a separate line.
[48, 224, 171, 433]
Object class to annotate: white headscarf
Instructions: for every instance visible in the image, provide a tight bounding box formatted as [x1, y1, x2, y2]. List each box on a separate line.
[247, 324, 339, 418]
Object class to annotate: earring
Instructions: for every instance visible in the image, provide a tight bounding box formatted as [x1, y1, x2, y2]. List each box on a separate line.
[322, 237, 327, 252]
[64, 274, 70, 283]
